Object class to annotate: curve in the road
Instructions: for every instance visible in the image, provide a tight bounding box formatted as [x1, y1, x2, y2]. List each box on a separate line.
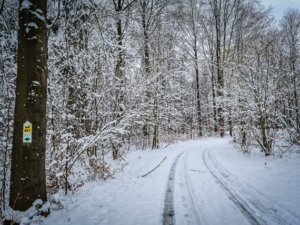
[164, 144, 299, 225]
[203, 148, 300, 225]
[202, 149, 261, 225]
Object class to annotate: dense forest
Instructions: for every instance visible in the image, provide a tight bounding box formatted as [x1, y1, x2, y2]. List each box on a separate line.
[0, 0, 299, 216]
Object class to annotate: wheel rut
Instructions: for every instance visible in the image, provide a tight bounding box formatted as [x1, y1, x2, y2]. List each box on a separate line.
[202, 149, 261, 225]
[162, 148, 201, 225]
[203, 148, 300, 225]
[162, 151, 184, 225]
[181, 150, 202, 225]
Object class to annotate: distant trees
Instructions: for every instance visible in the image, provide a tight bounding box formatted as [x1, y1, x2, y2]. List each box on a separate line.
[234, 27, 281, 155]
[176, 0, 203, 137]
[0, 0, 18, 214]
[222, 1, 277, 154]
[228, 5, 300, 155]
[199, 0, 266, 137]
[280, 8, 300, 140]
[135, 0, 167, 148]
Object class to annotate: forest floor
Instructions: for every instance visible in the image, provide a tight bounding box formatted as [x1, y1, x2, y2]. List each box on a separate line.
[44, 137, 300, 225]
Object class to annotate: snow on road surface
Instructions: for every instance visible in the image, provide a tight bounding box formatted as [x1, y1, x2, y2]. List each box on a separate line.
[171, 147, 251, 225]
[45, 137, 300, 225]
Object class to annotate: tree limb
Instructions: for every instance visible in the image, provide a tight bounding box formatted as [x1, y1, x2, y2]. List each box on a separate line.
[141, 156, 167, 178]
[0, 0, 4, 15]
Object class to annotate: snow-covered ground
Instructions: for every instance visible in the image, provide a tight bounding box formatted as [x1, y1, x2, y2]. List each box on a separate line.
[44, 137, 300, 225]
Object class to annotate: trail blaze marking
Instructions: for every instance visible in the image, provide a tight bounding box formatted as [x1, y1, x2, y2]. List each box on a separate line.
[23, 121, 32, 143]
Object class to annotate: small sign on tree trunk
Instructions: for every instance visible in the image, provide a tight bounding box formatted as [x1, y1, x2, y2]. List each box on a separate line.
[23, 121, 32, 143]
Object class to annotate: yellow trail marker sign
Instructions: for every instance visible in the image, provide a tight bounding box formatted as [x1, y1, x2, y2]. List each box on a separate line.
[23, 121, 32, 143]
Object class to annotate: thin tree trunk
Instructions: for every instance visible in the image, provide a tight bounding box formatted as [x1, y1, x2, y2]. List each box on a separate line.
[142, 0, 150, 147]
[211, 71, 218, 133]
[194, 31, 202, 137]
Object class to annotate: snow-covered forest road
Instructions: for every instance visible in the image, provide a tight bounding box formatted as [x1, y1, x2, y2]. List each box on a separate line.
[45, 138, 300, 225]
[164, 144, 299, 225]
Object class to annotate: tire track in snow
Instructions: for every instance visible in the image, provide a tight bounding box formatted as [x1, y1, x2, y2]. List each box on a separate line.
[163, 151, 184, 225]
[163, 148, 202, 225]
[203, 148, 261, 225]
[203, 148, 300, 225]
[181, 149, 202, 224]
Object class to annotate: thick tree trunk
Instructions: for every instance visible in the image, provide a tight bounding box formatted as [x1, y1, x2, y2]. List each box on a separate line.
[10, 0, 48, 211]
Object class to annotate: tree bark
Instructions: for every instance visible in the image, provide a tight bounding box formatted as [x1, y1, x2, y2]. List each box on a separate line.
[194, 46, 202, 137]
[10, 0, 48, 211]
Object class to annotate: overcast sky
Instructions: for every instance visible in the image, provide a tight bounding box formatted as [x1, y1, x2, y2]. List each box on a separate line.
[260, 0, 300, 20]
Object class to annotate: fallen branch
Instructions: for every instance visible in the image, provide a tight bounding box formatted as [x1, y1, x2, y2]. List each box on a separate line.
[68, 201, 85, 211]
[141, 156, 167, 178]
[165, 143, 171, 148]
[190, 169, 207, 173]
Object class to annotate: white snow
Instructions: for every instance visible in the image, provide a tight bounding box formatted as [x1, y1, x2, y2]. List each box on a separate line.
[27, 36, 37, 41]
[20, 0, 32, 11]
[29, 10, 45, 21]
[40, 202, 50, 213]
[27, 22, 38, 29]
[31, 81, 40, 85]
[33, 199, 43, 207]
[44, 137, 300, 225]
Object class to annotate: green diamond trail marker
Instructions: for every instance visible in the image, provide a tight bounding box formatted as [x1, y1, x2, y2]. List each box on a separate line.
[23, 121, 32, 143]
